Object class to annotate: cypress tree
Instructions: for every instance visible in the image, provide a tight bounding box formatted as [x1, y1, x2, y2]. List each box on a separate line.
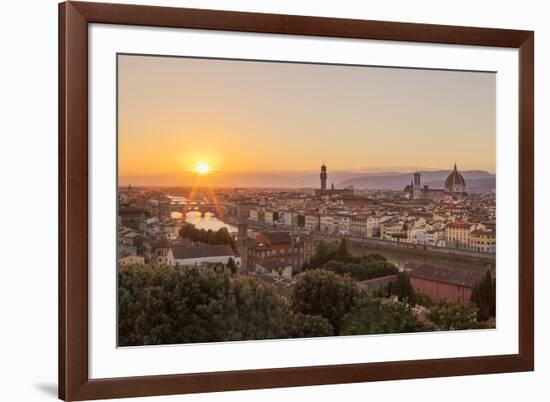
[470, 270, 495, 321]
[335, 238, 349, 262]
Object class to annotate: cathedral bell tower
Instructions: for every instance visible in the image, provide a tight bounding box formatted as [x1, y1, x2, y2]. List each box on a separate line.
[413, 172, 422, 200]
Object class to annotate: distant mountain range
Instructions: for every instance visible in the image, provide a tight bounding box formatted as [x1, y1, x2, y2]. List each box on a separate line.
[120, 171, 367, 188]
[120, 169, 495, 190]
[337, 170, 495, 190]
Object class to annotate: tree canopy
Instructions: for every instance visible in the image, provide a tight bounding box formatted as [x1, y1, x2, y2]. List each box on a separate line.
[178, 225, 236, 250]
[118, 264, 332, 346]
[303, 239, 399, 282]
[302, 240, 339, 270]
[226, 257, 238, 274]
[119, 237, 491, 346]
[285, 313, 334, 338]
[335, 238, 349, 262]
[291, 269, 359, 333]
[470, 270, 496, 322]
[392, 271, 416, 305]
[427, 299, 485, 331]
[323, 260, 398, 282]
[341, 297, 425, 335]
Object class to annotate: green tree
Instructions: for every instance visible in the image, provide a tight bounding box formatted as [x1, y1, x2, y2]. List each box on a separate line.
[414, 291, 434, 307]
[206, 229, 215, 244]
[427, 299, 480, 331]
[118, 264, 156, 345]
[226, 257, 237, 275]
[215, 227, 236, 250]
[118, 264, 335, 346]
[304, 241, 338, 270]
[470, 271, 496, 321]
[119, 264, 240, 345]
[335, 238, 349, 262]
[286, 313, 333, 338]
[341, 297, 425, 335]
[393, 271, 416, 305]
[323, 260, 398, 281]
[291, 269, 359, 333]
[369, 284, 391, 299]
[178, 225, 236, 250]
[362, 253, 386, 263]
[230, 275, 291, 340]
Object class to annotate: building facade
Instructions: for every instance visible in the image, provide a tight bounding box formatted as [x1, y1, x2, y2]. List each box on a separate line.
[407, 263, 484, 303]
[247, 232, 305, 272]
[167, 244, 240, 267]
[446, 222, 473, 249]
[304, 213, 320, 231]
[469, 229, 496, 253]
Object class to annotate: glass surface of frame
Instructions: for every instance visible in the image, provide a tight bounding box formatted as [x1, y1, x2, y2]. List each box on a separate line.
[89, 23, 519, 379]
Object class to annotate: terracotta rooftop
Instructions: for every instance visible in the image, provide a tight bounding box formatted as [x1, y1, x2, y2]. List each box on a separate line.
[259, 232, 292, 245]
[406, 263, 484, 288]
[471, 229, 496, 236]
[448, 222, 473, 229]
[171, 244, 235, 260]
[357, 275, 398, 287]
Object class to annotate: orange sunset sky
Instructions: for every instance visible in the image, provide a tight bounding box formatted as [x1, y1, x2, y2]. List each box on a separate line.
[118, 54, 496, 185]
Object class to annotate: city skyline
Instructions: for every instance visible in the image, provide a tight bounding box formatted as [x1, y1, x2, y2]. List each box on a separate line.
[118, 54, 496, 185]
[117, 54, 497, 347]
[118, 165, 495, 189]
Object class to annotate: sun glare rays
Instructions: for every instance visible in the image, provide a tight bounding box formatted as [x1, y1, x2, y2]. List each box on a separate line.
[194, 162, 210, 175]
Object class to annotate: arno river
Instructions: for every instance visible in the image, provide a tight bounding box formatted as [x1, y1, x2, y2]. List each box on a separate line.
[168, 195, 238, 233]
[171, 211, 237, 233]
[349, 240, 495, 274]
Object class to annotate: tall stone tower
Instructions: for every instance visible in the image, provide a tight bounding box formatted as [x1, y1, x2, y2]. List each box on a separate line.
[413, 172, 422, 200]
[320, 164, 327, 190]
[237, 222, 248, 270]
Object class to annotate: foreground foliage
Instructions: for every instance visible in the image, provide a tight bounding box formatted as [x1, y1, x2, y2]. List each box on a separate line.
[341, 297, 426, 335]
[119, 245, 494, 345]
[470, 271, 496, 321]
[178, 225, 236, 250]
[118, 264, 332, 346]
[427, 299, 492, 330]
[291, 269, 359, 333]
[304, 239, 399, 282]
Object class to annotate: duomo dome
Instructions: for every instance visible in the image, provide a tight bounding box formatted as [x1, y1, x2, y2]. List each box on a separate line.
[445, 163, 466, 192]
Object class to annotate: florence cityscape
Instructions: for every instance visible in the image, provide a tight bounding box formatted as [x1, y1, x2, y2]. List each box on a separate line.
[117, 54, 496, 346]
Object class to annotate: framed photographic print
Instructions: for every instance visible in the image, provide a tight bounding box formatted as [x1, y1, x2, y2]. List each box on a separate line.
[59, 1, 534, 400]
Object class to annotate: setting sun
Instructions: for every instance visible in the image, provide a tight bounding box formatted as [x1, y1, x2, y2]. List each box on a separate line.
[194, 162, 210, 175]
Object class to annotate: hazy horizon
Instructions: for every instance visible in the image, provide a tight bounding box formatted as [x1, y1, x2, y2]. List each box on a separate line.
[119, 167, 495, 190]
[119, 54, 496, 184]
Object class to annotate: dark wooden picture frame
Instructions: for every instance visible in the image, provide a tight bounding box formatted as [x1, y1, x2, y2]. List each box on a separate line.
[59, 1, 534, 400]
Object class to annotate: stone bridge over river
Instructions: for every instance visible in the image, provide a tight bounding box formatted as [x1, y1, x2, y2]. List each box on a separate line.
[169, 202, 226, 217]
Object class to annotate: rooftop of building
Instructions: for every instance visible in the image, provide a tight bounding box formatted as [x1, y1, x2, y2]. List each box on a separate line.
[447, 222, 473, 229]
[405, 263, 485, 288]
[171, 244, 235, 260]
[357, 274, 398, 287]
[471, 229, 496, 236]
[257, 231, 292, 245]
